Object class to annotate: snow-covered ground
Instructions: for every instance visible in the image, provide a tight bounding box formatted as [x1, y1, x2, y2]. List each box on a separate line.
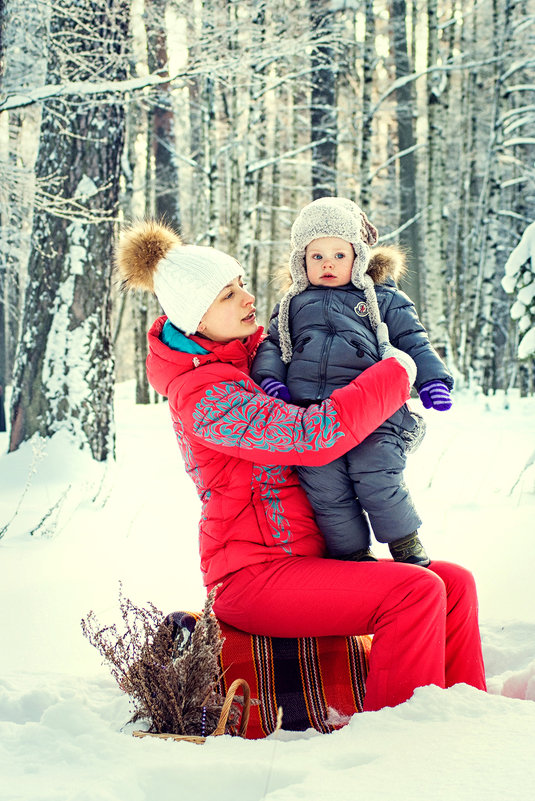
[1, 383, 534, 801]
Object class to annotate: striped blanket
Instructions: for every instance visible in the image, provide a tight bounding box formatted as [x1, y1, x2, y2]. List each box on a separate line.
[168, 611, 371, 739]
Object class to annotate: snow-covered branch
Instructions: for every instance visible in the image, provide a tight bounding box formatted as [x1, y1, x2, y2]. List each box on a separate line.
[366, 143, 426, 182]
[502, 137, 535, 149]
[247, 138, 330, 175]
[504, 84, 535, 95]
[378, 207, 430, 243]
[501, 58, 535, 84]
[369, 57, 502, 117]
[0, 71, 187, 111]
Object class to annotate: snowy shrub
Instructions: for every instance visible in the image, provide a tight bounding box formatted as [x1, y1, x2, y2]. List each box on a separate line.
[502, 222, 535, 360]
[81, 587, 229, 736]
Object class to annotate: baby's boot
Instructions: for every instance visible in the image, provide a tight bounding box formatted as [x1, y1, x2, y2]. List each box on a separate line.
[389, 533, 430, 567]
[344, 548, 377, 562]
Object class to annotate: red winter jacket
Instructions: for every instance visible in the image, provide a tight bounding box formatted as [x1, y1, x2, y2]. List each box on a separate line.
[146, 316, 410, 587]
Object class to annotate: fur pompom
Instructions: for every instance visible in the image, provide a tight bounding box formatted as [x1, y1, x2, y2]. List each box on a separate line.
[367, 246, 407, 285]
[115, 220, 182, 292]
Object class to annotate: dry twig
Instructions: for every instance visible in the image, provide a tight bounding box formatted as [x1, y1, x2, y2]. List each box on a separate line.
[81, 587, 228, 736]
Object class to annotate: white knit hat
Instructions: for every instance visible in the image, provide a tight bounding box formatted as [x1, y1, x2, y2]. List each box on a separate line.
[114, 220, 241, 336]
[278, 197, 381, 363]
[153, 245, 241, 334]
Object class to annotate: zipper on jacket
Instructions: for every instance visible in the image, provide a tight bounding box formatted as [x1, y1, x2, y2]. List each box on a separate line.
[317, 292, 335, 400]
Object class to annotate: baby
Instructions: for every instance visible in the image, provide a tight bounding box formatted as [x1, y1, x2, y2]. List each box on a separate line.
[251, 197, 453, 566]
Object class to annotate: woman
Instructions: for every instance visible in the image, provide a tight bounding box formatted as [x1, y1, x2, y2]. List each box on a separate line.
[116, 220, 486, 712]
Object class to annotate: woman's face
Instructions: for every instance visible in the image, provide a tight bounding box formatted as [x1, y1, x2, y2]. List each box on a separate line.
[305, 237, 355, 287]
[198, 276, 257, 342]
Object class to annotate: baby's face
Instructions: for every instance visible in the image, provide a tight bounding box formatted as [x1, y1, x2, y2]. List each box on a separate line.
[305, 237, 354, 287]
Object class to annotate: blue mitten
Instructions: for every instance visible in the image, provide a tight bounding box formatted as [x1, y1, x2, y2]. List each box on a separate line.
[419, 380, 452, 411]
[260, 377, 292, 403]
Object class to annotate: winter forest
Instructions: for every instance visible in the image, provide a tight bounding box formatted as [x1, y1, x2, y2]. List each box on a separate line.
[0, 0, 534, 462]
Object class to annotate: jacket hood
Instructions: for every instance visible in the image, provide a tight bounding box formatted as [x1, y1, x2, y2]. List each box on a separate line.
[366, 246, 407, 285]
[146, 316, 264, 398]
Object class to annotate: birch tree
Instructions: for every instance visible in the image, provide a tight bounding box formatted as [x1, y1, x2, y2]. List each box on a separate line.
[129, 0, 182, 405]
[0, 0, 49, 432]
[145, 0, 181, 227]
[424, 0, 447, 351]
[9, 0, 130, 460]
[468, 0, 522, 392]
[241, 0, 267, 296]
[360, 0, 376, 211]
[0, 0, 6, 430]
[309, 0, 337, 198]
[2, 0, 531, 398]
[389, 0, 422, 311]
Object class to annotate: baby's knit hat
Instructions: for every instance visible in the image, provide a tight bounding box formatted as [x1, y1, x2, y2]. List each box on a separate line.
[278, 197, 381, 363]
[115, 220, 241, 335]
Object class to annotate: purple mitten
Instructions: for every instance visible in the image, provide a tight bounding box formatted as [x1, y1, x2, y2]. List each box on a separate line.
[260, 377, 292, 403]
[419, 380, 452, 411]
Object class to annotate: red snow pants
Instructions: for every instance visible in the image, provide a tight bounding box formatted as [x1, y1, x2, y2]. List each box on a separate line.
[212, 558, 486, 712]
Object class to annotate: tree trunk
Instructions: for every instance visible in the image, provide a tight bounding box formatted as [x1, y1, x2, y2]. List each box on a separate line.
[145, 0, 181, 228]
[455, 0, 481, 378]
[266, 108, 282, 326]
[360, 0, 376, 211]
[9, 0, 130, 461]
[127, 0, 182, 405]
[186, 11, 205, 234]
[241, 0, 266, 295]
[390, 0, 422, 311]
[424, 0, 447, 350]
[309, 0, 337, 198]
[0, 0, 49, 426]
[470, 0, 513, 392]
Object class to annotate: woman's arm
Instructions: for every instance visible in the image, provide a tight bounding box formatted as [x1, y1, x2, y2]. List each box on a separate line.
[173, 358, 410, 467]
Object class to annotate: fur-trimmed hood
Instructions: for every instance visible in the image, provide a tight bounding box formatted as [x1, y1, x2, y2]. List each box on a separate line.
[366, 246, 407, 285]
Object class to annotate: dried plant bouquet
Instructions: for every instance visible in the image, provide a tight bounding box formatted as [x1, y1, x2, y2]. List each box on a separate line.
[81, 587, 230, 737]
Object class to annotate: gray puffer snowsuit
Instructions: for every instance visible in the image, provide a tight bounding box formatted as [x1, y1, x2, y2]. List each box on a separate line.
[251, 279, 453, 555]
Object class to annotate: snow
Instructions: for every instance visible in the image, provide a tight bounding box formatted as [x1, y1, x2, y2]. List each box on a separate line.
[1, 383, 535, 801]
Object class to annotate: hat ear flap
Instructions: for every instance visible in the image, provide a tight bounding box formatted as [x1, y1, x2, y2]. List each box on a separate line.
[289, 249, 308, 289]
[351, 240, 382, 331]
[361, 213, 378, 246]
[277, 249, 308, 364]
[351, 240, 371, 285]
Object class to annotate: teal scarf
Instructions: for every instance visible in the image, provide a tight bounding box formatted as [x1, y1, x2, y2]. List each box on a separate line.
[161, 321, 209, 354]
